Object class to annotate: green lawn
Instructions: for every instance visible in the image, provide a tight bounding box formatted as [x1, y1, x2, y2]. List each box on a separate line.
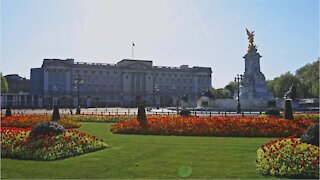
[1, 122, 277, 179]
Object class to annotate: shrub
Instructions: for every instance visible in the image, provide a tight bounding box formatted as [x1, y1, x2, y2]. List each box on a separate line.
[76, 106, 81, 115]
[5, 106, 11, 116]
[301, 123, 319, 146]
[52, 105, 60, 121]
[256, 137, 319, 178]
[30, 121, 65, 138]
[179, 109, 191, 117]
[264, 109, 280, 117]
[284, 99, 293, 120]
[137, 105, 147, 129]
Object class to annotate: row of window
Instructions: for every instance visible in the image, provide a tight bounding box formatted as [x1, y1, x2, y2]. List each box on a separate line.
[154, 77, 194, 84]
[48, 69, 210, 79]
[47, 83, 196, 93]
[48, 75, 209, 86]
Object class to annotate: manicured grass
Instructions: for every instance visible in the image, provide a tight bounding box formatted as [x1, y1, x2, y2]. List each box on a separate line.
[1, 122, 277, 179]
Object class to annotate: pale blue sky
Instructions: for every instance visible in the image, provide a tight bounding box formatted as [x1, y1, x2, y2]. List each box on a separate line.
[1, 0, 319, 88]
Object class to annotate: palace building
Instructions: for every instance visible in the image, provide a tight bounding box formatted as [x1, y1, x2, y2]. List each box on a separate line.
[25, 58, 212, 108]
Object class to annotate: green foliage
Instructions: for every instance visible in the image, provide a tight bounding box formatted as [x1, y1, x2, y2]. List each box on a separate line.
[256, 137, 319, 179]
[30, 122, 65, 138]
[52, 105, 60, 121]
[301, 123, 319, 146]
[179, 109, 191, 117]
[5, 106, 12, 116]
[296, 60, 319, 98]
[1, 73, 9, 93]
[209, 88, 231, 99]
[264, 109, 280, 117]
[224, 81, 238, 97]
[284, 100, 294, 120]
[267, 59, 319, 98]
[267, 72, 301, 98]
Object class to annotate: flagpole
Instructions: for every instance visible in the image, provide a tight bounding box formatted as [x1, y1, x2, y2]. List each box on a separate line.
[132, 42, 134, 60]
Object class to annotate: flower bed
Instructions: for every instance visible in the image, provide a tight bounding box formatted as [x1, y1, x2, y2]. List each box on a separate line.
[111, 116, 314, 137]
[64, 114, 136, 123]
[65, 114, 178, 123]
[1, 127, 109, 161]
[1, 115, 81, 129]
[259, 113, 319, 123]
[256, 136, 319, 178]
[294, 113, 319, 123]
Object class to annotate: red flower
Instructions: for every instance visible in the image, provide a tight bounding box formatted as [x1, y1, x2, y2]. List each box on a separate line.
[292, 144, 296, 148]
[289, 135, 294, 139]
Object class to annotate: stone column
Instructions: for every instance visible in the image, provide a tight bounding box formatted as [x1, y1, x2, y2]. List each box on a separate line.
[44, 70, 49, 94]
[18, 95, 22, 107]
[87, 98, 91, 108]
[24, 94, 27, 107]
[66, 70, 71, 94]
[1, 95, 4, 108]
[38, 96, 43, 108]
[13, 95, 16, 107]
[31, 95, 34, 107]
[3, 95, 7, 107]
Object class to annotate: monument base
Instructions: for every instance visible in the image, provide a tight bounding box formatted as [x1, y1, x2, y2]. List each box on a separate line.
[180, 101, 189, 110]
[196, 98, 284, 111]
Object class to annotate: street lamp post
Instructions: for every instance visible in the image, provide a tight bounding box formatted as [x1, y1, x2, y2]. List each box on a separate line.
[120, 92, 124, 107]
[75, 74, 83, 114]
[234, 74, 243, 114]
[154, 85, 160, 109]
[52, 85, 57, 108]
[171, 84, 177, 106]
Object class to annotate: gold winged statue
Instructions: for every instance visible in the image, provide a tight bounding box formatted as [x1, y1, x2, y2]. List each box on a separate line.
[246, 28, 256, 52]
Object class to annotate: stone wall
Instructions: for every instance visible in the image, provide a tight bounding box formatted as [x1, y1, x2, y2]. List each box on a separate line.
[197, 98, 287, 111]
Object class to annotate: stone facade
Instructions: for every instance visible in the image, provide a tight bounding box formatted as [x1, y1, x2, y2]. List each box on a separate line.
[4, 74, 30, 93]
[1, 74, 38, 109]
[30, 58, 212, 108]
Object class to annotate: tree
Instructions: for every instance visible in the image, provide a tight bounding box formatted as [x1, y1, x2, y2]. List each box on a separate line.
[267, 72, 301, 98]
[295, 60, 319, 98]
[1, 73, 8, 93]
[137, 104, 147, 129]
[266, 79, 275, 97]
[267, 59, 319, 99]
[224, 81, 238, 98]
[209, 88, 231, 99]
[52, 105, 60, 121]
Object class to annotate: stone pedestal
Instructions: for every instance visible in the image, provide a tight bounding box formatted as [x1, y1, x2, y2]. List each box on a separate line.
[181, 101, 188, 110]
[240, 48, 273, 100]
